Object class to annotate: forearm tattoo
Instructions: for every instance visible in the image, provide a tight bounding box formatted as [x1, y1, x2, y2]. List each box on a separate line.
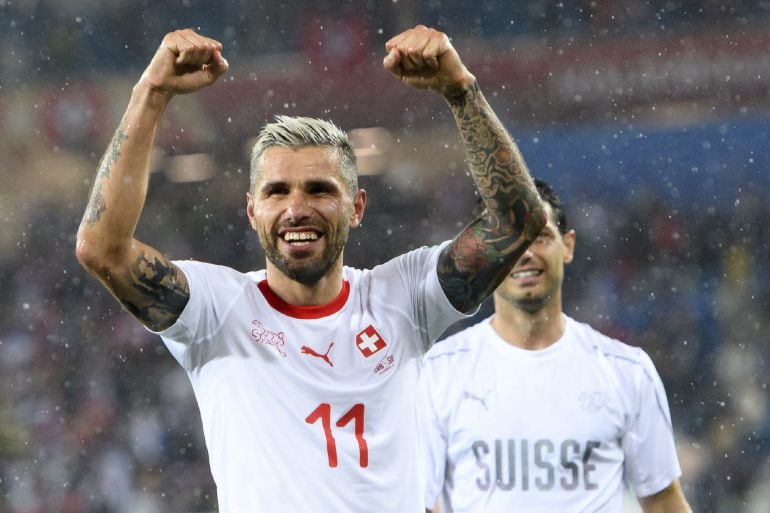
[439, 81, 545, 312]
[83, 127, 128, 225]
[120, 251, 189, 331]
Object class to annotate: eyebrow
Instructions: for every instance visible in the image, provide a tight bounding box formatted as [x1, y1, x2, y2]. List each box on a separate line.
[260, 178, 342, 194]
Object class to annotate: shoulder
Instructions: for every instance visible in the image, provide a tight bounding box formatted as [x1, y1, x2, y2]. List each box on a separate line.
[566, 315, 661, 386]
[367, 243, 448, 277]
[175, 260, 263, 288]
[567, 316, 648, 362]
[424, 318, 490, 366]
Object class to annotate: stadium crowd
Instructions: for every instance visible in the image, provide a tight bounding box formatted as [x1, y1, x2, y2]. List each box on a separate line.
[1, 1, 769, 512]
[2, 0, 769, 85]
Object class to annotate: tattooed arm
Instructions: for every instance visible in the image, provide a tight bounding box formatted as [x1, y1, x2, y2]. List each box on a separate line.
[76, 29, 228, 331]
[383, 26, 545, 312]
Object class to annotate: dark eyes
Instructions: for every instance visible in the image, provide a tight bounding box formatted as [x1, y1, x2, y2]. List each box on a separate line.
[306, 182, 336, 195]
[261, 182, 338, 198]
[261, 184, 289, 197]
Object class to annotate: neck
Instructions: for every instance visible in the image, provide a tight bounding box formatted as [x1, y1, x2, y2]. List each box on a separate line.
[264, 260, 345, 306]
[490, 295, 565, 350]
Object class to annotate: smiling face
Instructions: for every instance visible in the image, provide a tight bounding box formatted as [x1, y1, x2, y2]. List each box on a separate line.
[495, 202, 575, 313]
[246, 146, 365, 285]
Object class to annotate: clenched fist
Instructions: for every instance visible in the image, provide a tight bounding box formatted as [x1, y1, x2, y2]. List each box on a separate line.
[383, 25, 475, 96]
[139, 29, 229, 97]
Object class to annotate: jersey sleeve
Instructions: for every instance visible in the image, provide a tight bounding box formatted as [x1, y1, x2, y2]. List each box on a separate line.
[149, 260, 249, 370]
[419, 359, 449, 510]
[375, 242, 476, 350]
[622, 349, 683, 497]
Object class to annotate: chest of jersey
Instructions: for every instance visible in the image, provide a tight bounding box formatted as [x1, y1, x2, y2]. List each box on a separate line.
[184, 281, 426, 500]
[445, 345, 627, 496]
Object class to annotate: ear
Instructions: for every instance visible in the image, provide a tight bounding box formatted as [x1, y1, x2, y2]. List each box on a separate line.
[562, 229, 576, 264]
[349, 188, 367, 228]
[246, 192, 259, 230]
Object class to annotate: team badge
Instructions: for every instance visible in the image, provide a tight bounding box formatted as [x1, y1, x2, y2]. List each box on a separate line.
[250, 320, 287, 357]
[355, 325, 387, 358]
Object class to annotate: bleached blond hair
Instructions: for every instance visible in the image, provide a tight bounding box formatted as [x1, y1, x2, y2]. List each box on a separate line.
[249, 115, 358, 196]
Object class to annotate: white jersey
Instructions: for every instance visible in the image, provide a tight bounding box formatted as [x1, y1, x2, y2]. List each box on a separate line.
[420, 315, 682, 513]
[154, 243, 468, 513]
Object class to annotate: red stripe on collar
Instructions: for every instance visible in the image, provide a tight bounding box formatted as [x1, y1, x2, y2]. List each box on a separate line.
[257, 280, 350, 319]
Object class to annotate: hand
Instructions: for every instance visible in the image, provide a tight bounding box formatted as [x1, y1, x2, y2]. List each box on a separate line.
[383, 25, 475, 96]
[138, 29, 229, 97]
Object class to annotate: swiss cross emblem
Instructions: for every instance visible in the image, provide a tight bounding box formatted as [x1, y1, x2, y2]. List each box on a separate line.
[355, 325, 387, 358]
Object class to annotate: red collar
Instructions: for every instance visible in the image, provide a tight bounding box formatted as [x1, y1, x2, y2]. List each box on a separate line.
[257, 280, 350, 319]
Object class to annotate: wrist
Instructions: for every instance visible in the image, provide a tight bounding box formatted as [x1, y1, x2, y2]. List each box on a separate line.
[441, 73, 478, 102]
[132, 79, 173, 111]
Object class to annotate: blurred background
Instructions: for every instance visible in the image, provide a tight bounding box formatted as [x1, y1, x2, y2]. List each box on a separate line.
[1, 0, 769, 512]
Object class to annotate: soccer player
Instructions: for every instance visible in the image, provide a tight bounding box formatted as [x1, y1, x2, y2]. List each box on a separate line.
[420, 180, 693, 513]
[75, 26, 546, 512]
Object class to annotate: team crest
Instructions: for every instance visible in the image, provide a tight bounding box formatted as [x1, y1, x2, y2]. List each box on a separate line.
[355, 325, 387, 358]
[250, 320, 287, 357]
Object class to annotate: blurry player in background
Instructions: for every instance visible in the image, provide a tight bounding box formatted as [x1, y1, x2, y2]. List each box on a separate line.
[420, 180, 693, 513]
[76, 25, 546, 512]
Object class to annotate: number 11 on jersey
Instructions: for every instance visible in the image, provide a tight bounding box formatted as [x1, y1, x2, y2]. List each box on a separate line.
[305, 403, 369, 468]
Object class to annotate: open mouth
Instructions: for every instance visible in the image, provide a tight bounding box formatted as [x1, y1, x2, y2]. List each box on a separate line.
[511, 269, 542, 279]
[281, 230, 321, 246]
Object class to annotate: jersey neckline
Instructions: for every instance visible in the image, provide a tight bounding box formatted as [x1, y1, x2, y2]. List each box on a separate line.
[257, 279, 350, 319]
[486, 314, 572, 359]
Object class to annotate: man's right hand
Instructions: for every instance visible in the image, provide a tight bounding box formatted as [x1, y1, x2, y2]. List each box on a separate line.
[138, 29, 229, 97]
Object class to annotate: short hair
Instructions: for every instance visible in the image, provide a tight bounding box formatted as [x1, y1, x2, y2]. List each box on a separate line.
[249, 115, 358, 196]
[534, 179, 568, 234]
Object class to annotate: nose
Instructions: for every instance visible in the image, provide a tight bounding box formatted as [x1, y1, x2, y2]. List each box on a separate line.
[517, 246, 535, 264]
[285, 190, 311, 221]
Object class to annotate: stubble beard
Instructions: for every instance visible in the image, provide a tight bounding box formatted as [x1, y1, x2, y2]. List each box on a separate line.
[260, 226, 349, 286]
[514, 293, 552, 314]
[510, 277, 561, 314]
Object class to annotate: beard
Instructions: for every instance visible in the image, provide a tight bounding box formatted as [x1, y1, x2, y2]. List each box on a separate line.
[260, 224, 349, 286]
[505, 276, 561, 314]
[514, 293, 552, 314]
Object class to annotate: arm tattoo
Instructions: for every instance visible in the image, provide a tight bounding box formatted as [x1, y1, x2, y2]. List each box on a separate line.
[119, 251, 189, 332]
[439, 81, 546, 312]
[83, 127, 128, 224]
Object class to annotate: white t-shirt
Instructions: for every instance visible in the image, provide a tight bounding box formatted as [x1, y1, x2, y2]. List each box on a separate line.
[155, 243, 468, 513]
[420, 315, 682, 513]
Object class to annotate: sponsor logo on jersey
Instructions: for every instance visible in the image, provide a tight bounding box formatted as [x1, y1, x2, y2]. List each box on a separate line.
[373, 353, 395, 375]
[471, 438, 601, 492]
[301, 341, 335, 367]
[461, 390, 491, 410]
[355, 325, 387, 358]
[250, 320, 287, 357]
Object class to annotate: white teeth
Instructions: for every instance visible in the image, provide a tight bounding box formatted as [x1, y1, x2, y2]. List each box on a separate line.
[283, 232, 319, 242]
[513, 270, 541, 279]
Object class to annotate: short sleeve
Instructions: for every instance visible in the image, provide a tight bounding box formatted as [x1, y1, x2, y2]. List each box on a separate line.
[622, 351, 682, 497]
[375, 241, 476, 350]
[150, 260, 251, 370]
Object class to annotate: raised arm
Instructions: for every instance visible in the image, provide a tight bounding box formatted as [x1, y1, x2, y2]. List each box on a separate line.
[383, 25, 546, 312]
[76, 29, 228, 331]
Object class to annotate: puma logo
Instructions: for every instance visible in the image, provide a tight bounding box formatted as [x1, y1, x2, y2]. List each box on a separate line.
[462, 390, 490, 410]
[301, 341, 334, 367]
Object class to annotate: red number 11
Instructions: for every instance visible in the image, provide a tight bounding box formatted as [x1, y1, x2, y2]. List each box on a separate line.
[305, 403, 369, 468]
